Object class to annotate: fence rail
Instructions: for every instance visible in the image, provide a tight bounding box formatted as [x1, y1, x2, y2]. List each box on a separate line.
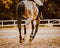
[0, 19, 60, 27]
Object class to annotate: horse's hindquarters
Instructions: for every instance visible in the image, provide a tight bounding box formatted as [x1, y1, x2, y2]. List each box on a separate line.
[23, 1, 38, 20]
[23, 9, 31, 19]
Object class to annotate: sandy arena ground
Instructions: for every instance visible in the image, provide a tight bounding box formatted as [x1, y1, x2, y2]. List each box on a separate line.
[0, 27, 60, 48]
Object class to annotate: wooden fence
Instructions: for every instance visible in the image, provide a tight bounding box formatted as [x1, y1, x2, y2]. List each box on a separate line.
[0, 19, 60, 27]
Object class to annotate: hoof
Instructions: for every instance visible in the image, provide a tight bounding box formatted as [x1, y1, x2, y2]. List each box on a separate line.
[22, 35, 26, 42]
[30, 34, 33, 38]
[19, 40, 23, 43]
[22, 38, 25, 42]
[29, 37, 33, 43]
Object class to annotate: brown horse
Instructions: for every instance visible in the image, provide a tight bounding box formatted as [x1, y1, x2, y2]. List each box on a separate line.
[16, 0, 43, 43]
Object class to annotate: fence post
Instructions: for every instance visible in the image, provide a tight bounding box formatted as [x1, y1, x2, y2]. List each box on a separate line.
[48, 20, 50, 26]
[14, 20, 16, 27]
[2, 21, 3, 27]
[48, 20, 53, 27]
[59, 20, 60, 24]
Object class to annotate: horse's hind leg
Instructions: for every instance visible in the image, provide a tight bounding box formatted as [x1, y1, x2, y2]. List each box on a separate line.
[17, 9, 23, 43]
[17, 19, 22, 43]
[23, 25, 26, 42]
[29, 17, 40, 42]
[32, 17, 40, 39]
[29, 20, 34, 42]
[17, 2, 25, 43]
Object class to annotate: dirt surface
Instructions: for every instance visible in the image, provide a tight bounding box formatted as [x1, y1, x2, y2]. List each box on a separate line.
[0, 27, 60, 48]
[0, 37, 60, 48]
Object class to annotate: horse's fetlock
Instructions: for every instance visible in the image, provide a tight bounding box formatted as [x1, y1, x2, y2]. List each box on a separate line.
[22, 38, 25, 42]
[19, 39, 23, 43]
[30, 34, 33, 38]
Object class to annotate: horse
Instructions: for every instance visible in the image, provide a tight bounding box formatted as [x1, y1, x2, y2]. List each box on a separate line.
[16, 0, 43, 43]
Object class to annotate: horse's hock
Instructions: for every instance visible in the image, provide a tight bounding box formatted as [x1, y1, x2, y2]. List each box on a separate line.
[0, 28, 19, 44]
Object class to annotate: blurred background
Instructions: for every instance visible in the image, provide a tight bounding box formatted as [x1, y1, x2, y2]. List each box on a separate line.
[0, 0, 60, 20]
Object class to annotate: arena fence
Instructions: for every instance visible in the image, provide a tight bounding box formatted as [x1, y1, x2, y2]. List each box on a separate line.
[0, 19, 60, 27]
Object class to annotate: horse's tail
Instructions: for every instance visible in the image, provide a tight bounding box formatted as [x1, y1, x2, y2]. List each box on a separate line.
[16, 1, 25, 19]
